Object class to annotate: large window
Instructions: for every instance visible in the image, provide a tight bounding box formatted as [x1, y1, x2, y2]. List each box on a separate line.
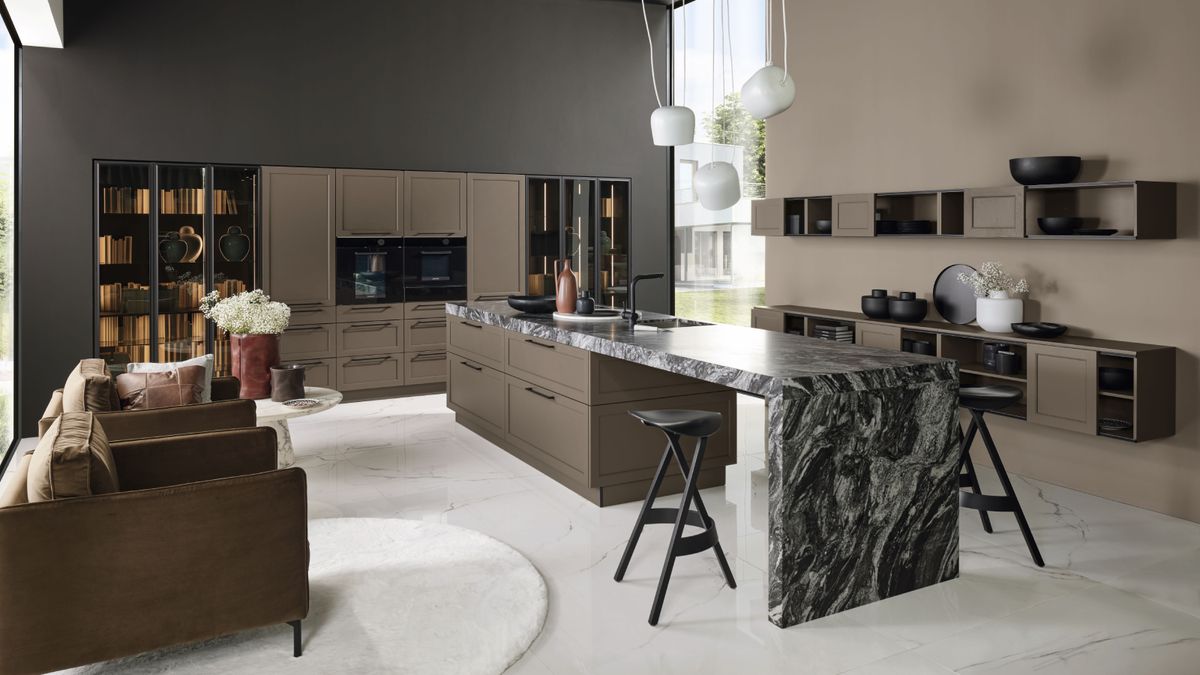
[0, 13, 14, 456]
[672, 0, 765, 326]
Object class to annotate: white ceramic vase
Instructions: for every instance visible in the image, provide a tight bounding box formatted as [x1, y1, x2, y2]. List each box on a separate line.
[650, 106, 695, 146]
[976, 291, 1023, 333]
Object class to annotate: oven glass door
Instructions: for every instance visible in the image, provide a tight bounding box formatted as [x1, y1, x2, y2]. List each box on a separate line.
[354, 251, 388, 300]
[415, 249, 453, 283]
[336, 242, 404, 305]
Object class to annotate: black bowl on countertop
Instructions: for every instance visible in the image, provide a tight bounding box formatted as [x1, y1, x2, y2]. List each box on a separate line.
[861, 289, 891, 319]
[507, 294, 557, 314]
[1037, 217, 1084, 236]
[1099, 366, 1134, 392]
[888, 291, 928, 323]
[814, 219, 833, 235]
[1009, 156, 1082, 185]
[1011, 322, 1068, 338]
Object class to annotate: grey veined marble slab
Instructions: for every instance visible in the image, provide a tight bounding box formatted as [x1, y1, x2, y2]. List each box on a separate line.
[447, 301, 961, 628]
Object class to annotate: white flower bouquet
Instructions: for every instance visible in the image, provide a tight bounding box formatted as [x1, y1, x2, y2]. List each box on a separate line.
[199, 289, 291, 335]
[957, 261, 1029, 298]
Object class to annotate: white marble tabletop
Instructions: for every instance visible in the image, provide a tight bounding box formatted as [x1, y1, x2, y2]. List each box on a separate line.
[254, 386, 343, 423]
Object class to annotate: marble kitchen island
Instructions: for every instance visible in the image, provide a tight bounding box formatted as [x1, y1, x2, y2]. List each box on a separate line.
[447, 301, 961, 628]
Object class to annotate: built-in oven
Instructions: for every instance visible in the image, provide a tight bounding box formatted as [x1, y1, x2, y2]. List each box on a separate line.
[403, 237, 467, 302]
[336, 238, 405, 305]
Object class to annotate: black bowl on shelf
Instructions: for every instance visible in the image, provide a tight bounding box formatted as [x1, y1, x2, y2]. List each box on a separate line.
[1100, 417, 1133, 433]
[911, 340, 936, 356]
[1099, 366, 1134, 391]
[875, 220, 898, 235]
[1009, 156, 1082, 185]
[814, 219, 833, 235]
[1075, 228, 1119, 236]
[507, 294, 557, 314]
[1011, 322, 1068, 338]
[897, 220, 934, 235]
[861, 289, 891, 319]
[1037, 217, 1084, 236]
[888, 291, 928, 323]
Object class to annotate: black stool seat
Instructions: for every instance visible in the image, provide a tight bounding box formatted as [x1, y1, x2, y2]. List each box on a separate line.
[615, 408, 735, 625]
[629, 409, 723, 438]
[960, 385, 1023, 411]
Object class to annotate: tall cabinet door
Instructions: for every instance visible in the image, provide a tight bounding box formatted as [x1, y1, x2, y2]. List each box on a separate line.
[263, 167, 336, 307]
[1027, 344, 1097, 434]
[467, 173, 526, 301]
[336, 169, 403, 236]
[405, 171, 467, 237]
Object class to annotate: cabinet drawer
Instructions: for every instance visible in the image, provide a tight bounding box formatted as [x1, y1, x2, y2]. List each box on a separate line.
[505, 333, 590, 402]
[448, 318, 504, 369]
[406, 300, 451, 320]
[336, 303, 405, 322]
[405, 350, 447, 385]
[282, 358, 334, 389]
[447, 356, 505, 437]
[288, 304, 337, 326]
[337, 320, 405, 356]
[856, 323, 903, 351]
[280, 323, 336, 360]
[405, 318, 447, 351]
[336, 354, 405, 391]
[506, 375, 589, 484]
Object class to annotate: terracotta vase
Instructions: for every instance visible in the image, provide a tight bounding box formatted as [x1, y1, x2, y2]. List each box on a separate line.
[556, 259, 578, 314]
[230, 333, 281, 399]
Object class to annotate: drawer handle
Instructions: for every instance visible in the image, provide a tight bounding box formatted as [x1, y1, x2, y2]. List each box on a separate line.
[412, 352, 447, 362]
[287, 326, 325, 333]
[475, 294, 509, 301]
[291, 307, 325, 314]
[347, 231, 394, 235]
[412, 320, 446, 328]
[347, 356, 391, 366]
[346, 305, 391, 312]
[459, 321, 483, 329]
[290, 302, 325, 308]
[418, 232, 458, 236]
[413, 303, 444, 311]
[289, 360, 325, 366]
[524, 339, 556, 350]
[347, 322, 390, 331]
[525, 386, 556, 401]
[460, 360, 483, 372]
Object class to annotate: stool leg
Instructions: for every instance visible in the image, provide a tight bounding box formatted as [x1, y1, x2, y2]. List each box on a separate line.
[959, 418, 993, 533]
[649, 434, 706, 626]
[665, 436, 736, 589]
[973, 410, 1045, 568]
[614, 437, 674, 582]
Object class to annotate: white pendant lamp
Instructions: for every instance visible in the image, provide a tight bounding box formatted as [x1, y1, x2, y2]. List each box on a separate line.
[741, 0, 795, 120]
[695, 0, 739, 211]
[642, 0, 694, 146]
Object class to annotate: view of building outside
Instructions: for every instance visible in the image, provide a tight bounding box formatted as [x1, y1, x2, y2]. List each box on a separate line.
[0, 27, 13, 453]
[672, 0, 765, 326]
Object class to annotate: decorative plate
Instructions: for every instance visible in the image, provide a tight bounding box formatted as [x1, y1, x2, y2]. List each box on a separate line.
[284, 398, 320, 409]
[933, 264, 978, 325]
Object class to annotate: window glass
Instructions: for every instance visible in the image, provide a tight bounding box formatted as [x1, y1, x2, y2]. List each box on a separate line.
[0, 20, 15, 453]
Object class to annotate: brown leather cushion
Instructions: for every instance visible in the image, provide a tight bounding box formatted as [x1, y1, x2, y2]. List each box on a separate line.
[62, 358, 119, 412]
[27, 412, 120, 502]
[115, 366, 206, 410]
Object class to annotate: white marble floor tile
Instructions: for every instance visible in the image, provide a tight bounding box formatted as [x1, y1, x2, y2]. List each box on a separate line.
[1109, 545, 1200, 620]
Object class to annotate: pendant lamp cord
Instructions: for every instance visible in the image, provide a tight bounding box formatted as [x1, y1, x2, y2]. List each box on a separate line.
[765, 0, 773, 65]
[780, 0, 789, 84]
[640, 0, 663, 108]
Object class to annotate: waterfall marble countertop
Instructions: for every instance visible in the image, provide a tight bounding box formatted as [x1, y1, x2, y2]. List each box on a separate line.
[447, 301, 963, 629]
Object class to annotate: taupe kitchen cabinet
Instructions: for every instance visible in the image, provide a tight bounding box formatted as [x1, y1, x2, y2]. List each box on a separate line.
[335, 169, 403, 236]
[832, 193, 876, 236]
[856, 323, 902, 350]
[1015, 344, 1096, 435]
[965, 186, 1025, 238]
[750, 198, 785, 236]
[263, 167, 336, 307]
[467, 173, 526, 301]
[280, 323, 337, 360]
[751, 307, 786, 332]
[336, 354, 406, 391]
[404, 171, 467, 237]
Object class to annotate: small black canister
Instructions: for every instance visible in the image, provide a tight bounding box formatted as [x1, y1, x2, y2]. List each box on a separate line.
[270, 364, 307, 402]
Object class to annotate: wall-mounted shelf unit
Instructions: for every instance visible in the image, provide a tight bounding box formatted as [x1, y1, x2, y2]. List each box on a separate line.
[753, 180, 1176, 240]
[750, 305, 1176, 443]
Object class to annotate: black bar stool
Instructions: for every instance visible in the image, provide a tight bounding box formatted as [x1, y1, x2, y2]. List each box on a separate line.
[613, 409, 737, 625]
[958, 385, 1045, 567]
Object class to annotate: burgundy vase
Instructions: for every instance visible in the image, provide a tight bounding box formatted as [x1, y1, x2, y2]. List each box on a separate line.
[230, 333, 281, 399]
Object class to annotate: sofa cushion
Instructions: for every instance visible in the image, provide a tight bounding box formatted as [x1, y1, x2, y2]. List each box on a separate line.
[62, 358, 119, 413]
[126, 354, 215, 403]
[0, 451, 32, 508]
[115, 366, 206, 410]
[27, 412, 120, 502]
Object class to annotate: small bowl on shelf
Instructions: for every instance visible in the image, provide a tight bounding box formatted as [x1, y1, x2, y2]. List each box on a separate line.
[861, 289, 891, 319]
[1037, 217, 1084, 236]
[1009, 156, 1082, 185]
[875, 220, 898, 235]
[507, 295, 557, 314]
[888, 291, 928, 323]
[1011, 322, 1068, 338]
[813, 219, 833, 235]
[1099, 366, 1134, 391]
[896, 220, 934, 235]
[1099, 417, 1133, 433]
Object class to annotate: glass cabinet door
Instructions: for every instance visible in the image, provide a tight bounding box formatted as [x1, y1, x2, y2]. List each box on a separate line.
[564, 178, 595, 297]
[211, 166, 258, 376]
[526, 177, 561, 296]
[97, 163, 152, 371]
[598, 180, 630, 308]
[156, 165, 208, 362]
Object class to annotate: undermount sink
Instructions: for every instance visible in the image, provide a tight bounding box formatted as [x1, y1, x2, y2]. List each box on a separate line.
[635, 318, 712, 329]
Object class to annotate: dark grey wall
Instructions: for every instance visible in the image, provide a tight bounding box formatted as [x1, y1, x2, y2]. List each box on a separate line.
[19, 0, 671, 434]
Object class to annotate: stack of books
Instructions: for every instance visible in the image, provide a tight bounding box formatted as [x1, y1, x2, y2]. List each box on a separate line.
[813, 323, 854, 343]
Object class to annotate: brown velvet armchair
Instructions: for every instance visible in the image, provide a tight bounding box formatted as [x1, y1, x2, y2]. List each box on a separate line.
[0, 426, 309, 675]
[39, 376, 257, 442]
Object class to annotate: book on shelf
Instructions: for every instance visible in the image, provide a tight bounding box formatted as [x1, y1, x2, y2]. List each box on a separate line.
[98, 235, 136, 264]
[100, 187, 150, 215]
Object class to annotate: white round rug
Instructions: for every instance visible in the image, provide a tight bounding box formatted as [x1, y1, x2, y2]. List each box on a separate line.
[65, 518, 548, 674]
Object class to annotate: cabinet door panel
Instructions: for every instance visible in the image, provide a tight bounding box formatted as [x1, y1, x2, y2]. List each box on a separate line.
[263, 167, 336, 306]
[405, 318, 447, 351]
[856, 323, 902, 351]
[832, 193, 875, 237]
[506, 375, 589, 484]
[336, 169, 402, 236]
[468, 173, 526, 300]
[337, 320, 405, 356]
[336, 354, 405, 391]
[404, 350, 447, 385]
[750, 198, 785, 236]
[280, 323, 336, 360]
[405, 171, 467, 237]
[965, 186, 1025, 238]
[447, 318, 504, 369]
[282, 358, 334, 388]
[751, 307, 786, 332]
[1027, 344, 1097, 434]
[447, 357, 506, 436]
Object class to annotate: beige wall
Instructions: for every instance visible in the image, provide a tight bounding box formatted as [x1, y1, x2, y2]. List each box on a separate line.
[765, 0, 1200, 520]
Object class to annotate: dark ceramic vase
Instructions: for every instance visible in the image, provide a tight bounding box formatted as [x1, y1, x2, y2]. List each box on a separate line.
[270, 364, 306, 402]
[219, 226, 251, 262]
[159, 232, 187, 263]
[861, 289, 891, 319]
[576, 292, 595, 315]
[231, 333, 281, 399]
[888, 291, 928, 323]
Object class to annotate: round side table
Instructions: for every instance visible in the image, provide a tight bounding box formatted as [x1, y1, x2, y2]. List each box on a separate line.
[254, 386, 343, 468]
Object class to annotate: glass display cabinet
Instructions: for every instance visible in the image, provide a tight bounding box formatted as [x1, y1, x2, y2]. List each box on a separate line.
[598, 179, 630, 308]
[96, 161, 259, 376]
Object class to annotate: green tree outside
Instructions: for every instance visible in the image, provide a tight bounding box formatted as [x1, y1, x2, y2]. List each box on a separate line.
[702, 93, 766, 198]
